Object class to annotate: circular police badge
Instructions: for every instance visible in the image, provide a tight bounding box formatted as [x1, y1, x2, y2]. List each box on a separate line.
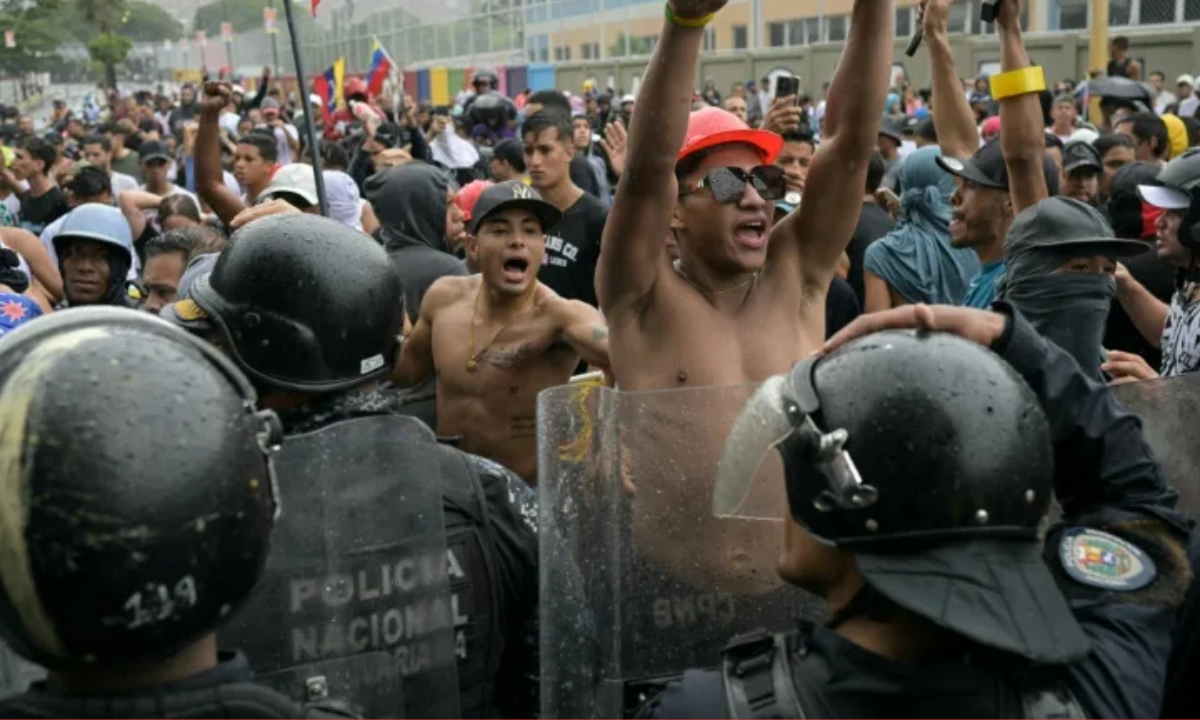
[1059, 527, 1156, 591]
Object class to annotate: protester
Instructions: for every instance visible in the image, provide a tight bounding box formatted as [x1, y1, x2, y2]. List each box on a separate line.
[490, 138, 526, 181]
[1062, 140, 1103, 205]
[844, 152, 894, 305]
[1115, 112, 1170, 165]
[1094, 132, 1136, 201]
[1, 137, 69, 235]
[394, 181, 610, 484]
[102, 120, 141, 182]
[774, 131, 814, 197]
[51, 204, 137, 309]
[523, 110, 607, 307]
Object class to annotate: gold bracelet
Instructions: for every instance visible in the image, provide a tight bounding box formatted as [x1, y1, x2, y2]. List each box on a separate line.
[990, 66, 1046, 100]
[664, 3, 715, 27]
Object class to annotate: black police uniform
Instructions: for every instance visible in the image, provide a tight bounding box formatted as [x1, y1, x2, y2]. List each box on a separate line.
[641, 304, 1191, 719]
[0, 651, 355, 719]
[169, 214, 539, 719]
[275, 387, 541, 718]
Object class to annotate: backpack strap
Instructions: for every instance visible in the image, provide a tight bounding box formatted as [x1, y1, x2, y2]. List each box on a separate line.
[722, 629, 834, 719]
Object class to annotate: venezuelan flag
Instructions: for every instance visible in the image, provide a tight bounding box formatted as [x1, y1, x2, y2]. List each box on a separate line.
[366, 39, 393, 98]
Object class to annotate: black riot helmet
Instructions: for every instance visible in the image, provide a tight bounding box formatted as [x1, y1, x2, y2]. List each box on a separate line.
[717, 329, 1090, 664]
[0, 308, 280, 671]
[1142, 147, 1200, 252]
[472, 68, 499, 92]
[189, 214, 405, 393]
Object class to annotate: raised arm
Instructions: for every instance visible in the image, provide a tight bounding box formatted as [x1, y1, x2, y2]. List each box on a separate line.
[776, 0, 893, 296]
[555, 297, 611, 369]
[595, 0, 725, 318]
[922, 0, 978, 159]
[996, 0, 1047, 213]
[197, 82, 248, 227]
[1, 227, 61, 302]
[118, 189, 162, 241]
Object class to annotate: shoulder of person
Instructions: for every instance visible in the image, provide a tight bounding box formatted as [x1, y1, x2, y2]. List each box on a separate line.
[424, 273, 472, 309]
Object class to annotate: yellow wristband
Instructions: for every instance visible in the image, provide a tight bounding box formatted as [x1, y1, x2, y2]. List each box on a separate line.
[664, 3, 715, 27]
[989, 66, 1047, 101]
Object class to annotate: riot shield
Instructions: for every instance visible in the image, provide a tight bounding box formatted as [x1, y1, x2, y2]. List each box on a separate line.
[1113, 374, 1200, 521]
[538, 383, 825, 719]
[222, 414, 458, 719]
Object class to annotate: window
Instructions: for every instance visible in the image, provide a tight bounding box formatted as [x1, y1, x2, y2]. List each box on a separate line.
[554, 46, 563, 61]
[801, 17, 821, 43]
[826, 14, 847, 41]
[895, 6, 912, 36]
[702, 25, 717, 51]
[1057, 0, 1087, 28]
[1186, 0, 1200, 21]
[1147, 0, 1178, 22]
[1109, 0, 1132, 24]
[582, 43, 591, 60]
[947, 0, 968, 31]
[733, 24, 747, 49]
[564, 46, 572, 61]
[768, 21, 786, 47]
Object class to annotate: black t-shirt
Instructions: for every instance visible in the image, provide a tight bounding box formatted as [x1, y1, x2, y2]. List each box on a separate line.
[19, 185, 69, 235]
[825, 277, 861, 338]
[1104, 249, 1176, 368]
[846, 202, 895, 306]
[540, 191, 607, 308]
[570, 155, 601, 198]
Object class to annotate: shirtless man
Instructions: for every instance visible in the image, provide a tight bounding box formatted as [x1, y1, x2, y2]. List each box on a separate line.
[394, 180, 610, 484]
[598, 0, 893, 392]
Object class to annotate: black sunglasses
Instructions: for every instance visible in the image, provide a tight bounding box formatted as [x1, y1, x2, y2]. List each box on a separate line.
[679, 165, 787, 204]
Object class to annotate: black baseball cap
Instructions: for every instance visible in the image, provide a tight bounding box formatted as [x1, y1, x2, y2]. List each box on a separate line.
[373, 122, 402, 149]
[139, 140, 172, 163]
[1007, 195, 1148, 258]
[468, 181, 561, 235]
[878, 118, 904, 144]
[1063, 140, 1102, 175]
[936, 139, 1061, 195]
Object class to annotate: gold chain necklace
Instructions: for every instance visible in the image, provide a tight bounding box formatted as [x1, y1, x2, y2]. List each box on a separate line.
[672, 259, 760, 295]
[467, 282, 536, 372]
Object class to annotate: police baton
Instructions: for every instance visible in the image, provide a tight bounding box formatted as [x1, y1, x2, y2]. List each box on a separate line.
[280, 0, 329, 216]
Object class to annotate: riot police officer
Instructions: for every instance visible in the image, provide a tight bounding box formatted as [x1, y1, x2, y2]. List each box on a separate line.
[641, 302, 1190, 719]
[0, 308, 351, 719]
[163, 213, 539, 718]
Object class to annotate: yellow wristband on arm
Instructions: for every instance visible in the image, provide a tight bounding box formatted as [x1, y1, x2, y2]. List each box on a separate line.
[664, 2, 715, 27]
[990, 66, 1047, 101]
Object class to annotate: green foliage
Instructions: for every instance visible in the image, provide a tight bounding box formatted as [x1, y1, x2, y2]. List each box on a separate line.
[120, 2, 183, 42]
[87, 30, 131, 64]
[193, 0, 313, 38]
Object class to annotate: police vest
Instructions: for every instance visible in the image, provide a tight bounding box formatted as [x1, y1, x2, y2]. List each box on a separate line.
[435, 443, 508, 719]
[720, 629, 1089, 719]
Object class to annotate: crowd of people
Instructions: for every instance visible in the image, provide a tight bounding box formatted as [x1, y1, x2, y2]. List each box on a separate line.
[0, 0, 1195, 716]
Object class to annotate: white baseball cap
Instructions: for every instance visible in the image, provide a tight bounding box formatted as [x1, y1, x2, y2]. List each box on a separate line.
[259, 163, 319, 207]
[1177, 74, 1194, 87]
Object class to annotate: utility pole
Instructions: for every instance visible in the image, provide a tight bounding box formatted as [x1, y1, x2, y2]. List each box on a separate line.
[1088, 0, 1109, 123]
[269, 0, 282, 78]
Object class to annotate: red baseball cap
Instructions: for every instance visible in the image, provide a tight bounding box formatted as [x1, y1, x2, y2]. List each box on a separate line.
[456, 180, 494, 222]
[677, 106, 784, 164]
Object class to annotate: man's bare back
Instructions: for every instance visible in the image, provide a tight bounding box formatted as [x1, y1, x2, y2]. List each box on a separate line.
[398, 274, 608, 484]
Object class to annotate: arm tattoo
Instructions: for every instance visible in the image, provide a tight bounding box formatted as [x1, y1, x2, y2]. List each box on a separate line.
[591, 326, 609, 341]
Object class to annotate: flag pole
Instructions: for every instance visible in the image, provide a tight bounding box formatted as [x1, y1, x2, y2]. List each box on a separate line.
[282, 0, 328, 216]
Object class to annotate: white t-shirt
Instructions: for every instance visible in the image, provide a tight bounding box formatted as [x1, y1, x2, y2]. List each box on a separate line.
[219, 111, 241, 140]
[111, 171, 138, 196]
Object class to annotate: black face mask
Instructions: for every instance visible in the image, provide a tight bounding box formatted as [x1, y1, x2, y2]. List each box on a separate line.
[1004, 271, 1115, 380]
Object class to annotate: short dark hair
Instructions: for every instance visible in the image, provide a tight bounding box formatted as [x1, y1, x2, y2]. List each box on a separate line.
[522, 110, 572, 147]
[1115, 112, 1168, 158]
[1111, 36, 1130, 51]
[1150, 70, 1166, 80]
[237, 131, 278, 163]
[915, 117, 937, 143]
[81, 134, 111, 151]
[1094, 132, 1134, 158]
[492, 139, 526, 172]
[102, 120, 128, 136]
[321, 142, 348, 171]
[67, 165, 112, 199]
[18, 137, 56, 173]
[781, 130, 816, 151]
[527, 91, 571, 114]
[865, 152, 886, 193]
[138, 118, 158, 134]
[158, 194, 202, 225]
[144, 228, 200, 262]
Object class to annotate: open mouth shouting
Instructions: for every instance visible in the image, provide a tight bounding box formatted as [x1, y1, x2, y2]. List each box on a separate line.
[502, 256, 530, 284]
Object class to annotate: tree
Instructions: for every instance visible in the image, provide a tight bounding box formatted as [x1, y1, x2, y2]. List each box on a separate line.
[121, 1, 183, 42]
[0, 0, 67, 78]
[79, 0, 128, 89]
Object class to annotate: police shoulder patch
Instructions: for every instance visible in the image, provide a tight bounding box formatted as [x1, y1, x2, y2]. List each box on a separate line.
[1059, 526, 1157, 591]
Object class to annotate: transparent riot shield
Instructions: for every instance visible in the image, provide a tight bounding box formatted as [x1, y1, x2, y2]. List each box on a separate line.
[538, 383, 825, 719]
[222, 414, 458, 719]
[1113, 374, 1200, 520]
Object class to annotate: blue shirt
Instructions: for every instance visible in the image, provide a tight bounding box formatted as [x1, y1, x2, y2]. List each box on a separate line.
[962, 260, 1005, 309]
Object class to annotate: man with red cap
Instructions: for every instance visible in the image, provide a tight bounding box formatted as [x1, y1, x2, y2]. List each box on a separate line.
[597, 0, 894, 391]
